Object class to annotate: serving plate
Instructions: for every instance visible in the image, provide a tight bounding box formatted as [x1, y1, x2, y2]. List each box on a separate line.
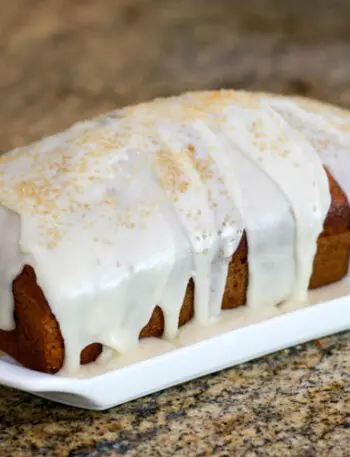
[1, 274, 349, 410]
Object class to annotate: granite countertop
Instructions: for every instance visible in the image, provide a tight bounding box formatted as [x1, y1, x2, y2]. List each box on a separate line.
[0, 333, 349, 457]
[0, 1, 349, 456]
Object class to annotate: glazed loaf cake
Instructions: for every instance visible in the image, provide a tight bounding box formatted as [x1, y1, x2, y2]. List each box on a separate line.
[0, 91, 349, 375]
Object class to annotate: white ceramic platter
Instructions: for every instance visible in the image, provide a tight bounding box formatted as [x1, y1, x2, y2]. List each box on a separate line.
[0, 274, 349, 410]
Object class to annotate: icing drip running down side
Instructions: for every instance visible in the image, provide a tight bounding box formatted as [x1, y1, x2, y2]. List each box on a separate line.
[0, 90, 348, 374]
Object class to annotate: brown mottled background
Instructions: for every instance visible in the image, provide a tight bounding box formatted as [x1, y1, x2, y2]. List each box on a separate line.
[0, 1, 350, 456]
[1, 0, 350, 153]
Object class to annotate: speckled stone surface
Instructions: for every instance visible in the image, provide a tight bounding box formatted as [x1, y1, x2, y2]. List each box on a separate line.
[0, 1, 350, 456]
[0, 333, 349, 457]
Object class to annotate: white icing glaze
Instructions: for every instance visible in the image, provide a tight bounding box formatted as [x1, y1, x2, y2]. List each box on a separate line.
[0, 90, 347, 374]
[263, 95, 350, 201]
[219, 102, 330, 303]
[0, 207, 25, 330]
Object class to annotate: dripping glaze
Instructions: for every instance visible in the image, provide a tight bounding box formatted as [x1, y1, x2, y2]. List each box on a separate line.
[0, 90, 349, 375]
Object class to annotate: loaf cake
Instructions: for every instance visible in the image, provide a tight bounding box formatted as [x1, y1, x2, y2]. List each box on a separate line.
[0, 91, 349, 375]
